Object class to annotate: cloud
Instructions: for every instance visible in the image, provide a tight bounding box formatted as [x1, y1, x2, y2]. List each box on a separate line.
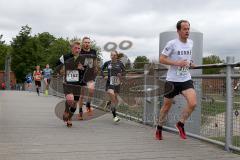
[0, 0, 240, 62]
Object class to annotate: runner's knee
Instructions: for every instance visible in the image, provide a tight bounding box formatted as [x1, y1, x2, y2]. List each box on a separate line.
[66, 94, 75, 106]
[111, 106, 116, 112]
[87, 81, 95, 90]
[188, 101, 197, 110]
[107, 89, 114, 95]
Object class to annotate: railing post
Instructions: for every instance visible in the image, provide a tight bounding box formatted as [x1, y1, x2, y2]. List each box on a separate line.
[4, 55, 11, 90]
[143, 64, 148, 124]
[225, 56, 234, 152]
[153, 64, 159, 126]
[56, 76, 59, 97]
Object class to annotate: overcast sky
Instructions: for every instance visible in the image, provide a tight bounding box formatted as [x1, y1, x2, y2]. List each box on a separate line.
[0, 0, 240, 62]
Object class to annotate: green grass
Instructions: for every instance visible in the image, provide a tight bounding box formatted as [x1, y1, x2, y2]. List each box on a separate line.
[201, 100, 240, 125]
[202, 101, 240, 116]
[201, 101, 240, 125]
[202, 93, 240, 102]
[202, 101, 226, 116]
[118, 104, 143, 119]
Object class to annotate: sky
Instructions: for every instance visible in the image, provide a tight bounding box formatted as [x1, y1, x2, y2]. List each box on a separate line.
[0, 0, 240, 62]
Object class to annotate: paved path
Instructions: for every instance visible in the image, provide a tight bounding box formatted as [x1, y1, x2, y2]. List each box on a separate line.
[0, 91, 239, 160]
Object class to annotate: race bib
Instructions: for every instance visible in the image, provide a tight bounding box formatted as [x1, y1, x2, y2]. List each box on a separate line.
[84, 58, 93, 68]
[35, 75, 41, 81]
[66, 70, 79, 82]
[110, 76, 120, 85]
[176, 67, 189, 76]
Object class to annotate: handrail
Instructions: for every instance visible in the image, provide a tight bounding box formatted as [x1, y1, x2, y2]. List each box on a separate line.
[154, 62, 240, 71]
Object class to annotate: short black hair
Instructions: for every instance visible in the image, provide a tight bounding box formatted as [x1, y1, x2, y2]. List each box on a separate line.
[176, 20, 190, 30]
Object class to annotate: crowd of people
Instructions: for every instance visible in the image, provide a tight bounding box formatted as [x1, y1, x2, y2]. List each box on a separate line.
[55, 37, 126, 127]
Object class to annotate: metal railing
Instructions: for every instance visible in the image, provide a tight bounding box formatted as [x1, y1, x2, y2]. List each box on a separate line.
[46, 56, 240, 153]
[150, 56, 240, 153]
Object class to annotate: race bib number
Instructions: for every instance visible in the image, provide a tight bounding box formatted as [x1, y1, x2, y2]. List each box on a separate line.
[66, 70, 79, 82]
[35, 75, 41, 81]
[84, 58, 93, 68]
[110, 76, 120, 85]
[176, 67, 189, 76]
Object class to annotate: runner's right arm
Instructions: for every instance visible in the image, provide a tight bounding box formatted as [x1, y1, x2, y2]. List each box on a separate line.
[55, 55, 65, 75]
[160, 41, 189, 67]
[100, 61, 109, 78]
[33, 71, 35, 80]
[55, 54, 72, 75]
[160, 55, 189, 67]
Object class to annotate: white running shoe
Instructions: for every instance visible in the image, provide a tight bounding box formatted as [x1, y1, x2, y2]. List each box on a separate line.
[113, 117, 120, 123]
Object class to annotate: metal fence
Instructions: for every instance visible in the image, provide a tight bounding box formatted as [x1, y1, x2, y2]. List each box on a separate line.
[153, 57, 240, 153]
[46, 56, 240, 153]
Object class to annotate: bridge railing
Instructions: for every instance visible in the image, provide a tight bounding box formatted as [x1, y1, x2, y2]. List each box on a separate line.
[47, 56, 240, 153]
[150, 56, 240, 153]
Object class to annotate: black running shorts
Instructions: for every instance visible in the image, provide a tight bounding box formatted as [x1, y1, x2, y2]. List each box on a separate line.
[164, 80, 194, 99]
[35, 81, 41, 87]
[106, 81, 120, 93]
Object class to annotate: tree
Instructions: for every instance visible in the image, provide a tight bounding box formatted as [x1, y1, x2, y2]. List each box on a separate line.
[47, 37, 70, 68]
[37, 32, 56, 49]
[125, 59, 132, 70]
[203, 55, 224, 74]
[90, 39, 102, 60]
[133, 56, 150, 69]
[0, 34, 5, 44]
[10, 25, 102, 82]
[10, 26, 55, 82]
[11, 26, 69, 82]
[11, 25, 33, 82]
[0, 35, 11, 70]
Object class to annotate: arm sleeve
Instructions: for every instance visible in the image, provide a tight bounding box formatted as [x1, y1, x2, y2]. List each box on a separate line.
[101, 61, 108, 77]
[54, 55, 65, 74]
[161, 41, 173, 56]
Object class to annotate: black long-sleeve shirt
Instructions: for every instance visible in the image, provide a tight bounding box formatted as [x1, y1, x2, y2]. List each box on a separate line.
[101, 60, 126, 81]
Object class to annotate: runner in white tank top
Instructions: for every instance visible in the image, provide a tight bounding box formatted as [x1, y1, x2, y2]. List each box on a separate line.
[156, 20, 197, 140]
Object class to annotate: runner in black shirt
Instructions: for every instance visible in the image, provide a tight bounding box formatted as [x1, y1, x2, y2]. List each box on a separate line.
[101, 51, 126, 122]
[80, 37, 98, 115]
[56, 41, 86, 127]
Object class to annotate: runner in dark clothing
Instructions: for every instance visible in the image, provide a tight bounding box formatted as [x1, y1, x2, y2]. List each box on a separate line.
[101, 50, 126, 122]
[56, 40, 86, 127]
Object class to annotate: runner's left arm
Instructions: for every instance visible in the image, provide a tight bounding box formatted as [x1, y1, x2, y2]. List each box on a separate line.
[118, 62, 127, 82]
